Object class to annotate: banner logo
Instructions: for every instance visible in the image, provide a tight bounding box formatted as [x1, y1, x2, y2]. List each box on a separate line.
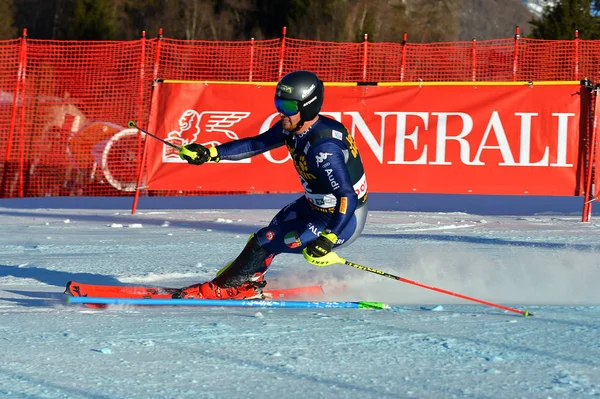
[163, 110, 250, 162]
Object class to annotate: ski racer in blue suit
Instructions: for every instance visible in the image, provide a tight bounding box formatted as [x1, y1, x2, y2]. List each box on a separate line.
[178, 70, 368, 300]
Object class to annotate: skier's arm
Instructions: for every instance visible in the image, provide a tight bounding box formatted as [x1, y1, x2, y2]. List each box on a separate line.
[180, 124, 286, 164]
[216, 125, 286, 161]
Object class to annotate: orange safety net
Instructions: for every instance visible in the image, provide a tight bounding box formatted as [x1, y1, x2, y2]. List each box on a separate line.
[0, 34, 597, 198]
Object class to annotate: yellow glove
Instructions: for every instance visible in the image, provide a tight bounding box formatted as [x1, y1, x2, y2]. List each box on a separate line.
[180, 144, 220, 165]
[303, 231, 339, 267]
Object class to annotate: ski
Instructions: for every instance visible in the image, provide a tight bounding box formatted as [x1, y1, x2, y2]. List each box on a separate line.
[67, 295, 389, 309]
[65, 280, 325, 301]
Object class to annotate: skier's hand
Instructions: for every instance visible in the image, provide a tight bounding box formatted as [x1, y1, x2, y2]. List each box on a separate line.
[303, 231, 340, 267]
[179, 144, 219, 165]
[304, 231, 337, 258]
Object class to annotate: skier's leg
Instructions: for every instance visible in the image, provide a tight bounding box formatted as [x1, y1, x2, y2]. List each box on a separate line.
[180, 198, 306, 299]
[180, 198, 367, 299]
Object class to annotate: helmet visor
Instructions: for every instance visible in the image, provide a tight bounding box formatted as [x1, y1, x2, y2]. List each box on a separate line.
[275, 98, 299, 116]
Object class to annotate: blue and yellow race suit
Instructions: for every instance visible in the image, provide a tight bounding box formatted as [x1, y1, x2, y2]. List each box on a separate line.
[215, 115, 368, 255]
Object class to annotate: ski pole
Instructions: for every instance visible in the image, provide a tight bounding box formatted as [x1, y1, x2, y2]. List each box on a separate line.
[127, 120, 198, 160]
[305, 251, 532, 317]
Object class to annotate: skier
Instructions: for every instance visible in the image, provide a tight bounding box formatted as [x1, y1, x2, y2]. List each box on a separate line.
[178, 70, 368, 299]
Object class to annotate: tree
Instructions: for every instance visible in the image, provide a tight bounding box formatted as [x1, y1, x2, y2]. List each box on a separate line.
[0, 0, 18, 39]
[56, 0, 120, 40]
[406, 0, 463, 43]
[529, 0, 600, 39]
[250, 0, 409, 43]
[13, 0, 59, 39]
[458, 0, 531, 40]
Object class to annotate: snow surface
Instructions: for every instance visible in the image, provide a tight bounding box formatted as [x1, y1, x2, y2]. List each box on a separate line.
[1, 195, 599, 399]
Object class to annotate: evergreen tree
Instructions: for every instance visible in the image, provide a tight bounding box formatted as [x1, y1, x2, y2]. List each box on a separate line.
[57, 0, 120, 40]
[529, 0, 600, 39]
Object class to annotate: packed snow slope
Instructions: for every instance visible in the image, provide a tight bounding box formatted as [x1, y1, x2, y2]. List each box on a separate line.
[0, 195, 599, 398]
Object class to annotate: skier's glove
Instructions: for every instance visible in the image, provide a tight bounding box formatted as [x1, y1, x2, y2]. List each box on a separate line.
[304, 231, 337, 258]
[180, 144, 219, 165]
[303, 231, 339, 267]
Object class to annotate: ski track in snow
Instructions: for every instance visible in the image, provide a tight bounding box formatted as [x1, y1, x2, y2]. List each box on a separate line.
[0, 202, 599, 398]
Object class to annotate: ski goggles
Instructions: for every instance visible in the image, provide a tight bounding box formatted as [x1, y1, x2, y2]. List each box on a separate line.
[275, 98, 299, 116]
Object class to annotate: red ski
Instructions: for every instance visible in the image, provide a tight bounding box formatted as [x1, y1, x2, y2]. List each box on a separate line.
[65, 280, 324, 301]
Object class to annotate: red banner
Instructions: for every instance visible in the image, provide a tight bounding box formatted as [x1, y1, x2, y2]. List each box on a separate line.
[145, 81, 583, 195]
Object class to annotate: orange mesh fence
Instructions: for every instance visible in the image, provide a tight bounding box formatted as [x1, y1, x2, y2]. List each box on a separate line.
[0, 33, 598, 198]
[281, 38, 364, 82]
[0, 39, 23, 198]
[158, 38, 282, 82]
